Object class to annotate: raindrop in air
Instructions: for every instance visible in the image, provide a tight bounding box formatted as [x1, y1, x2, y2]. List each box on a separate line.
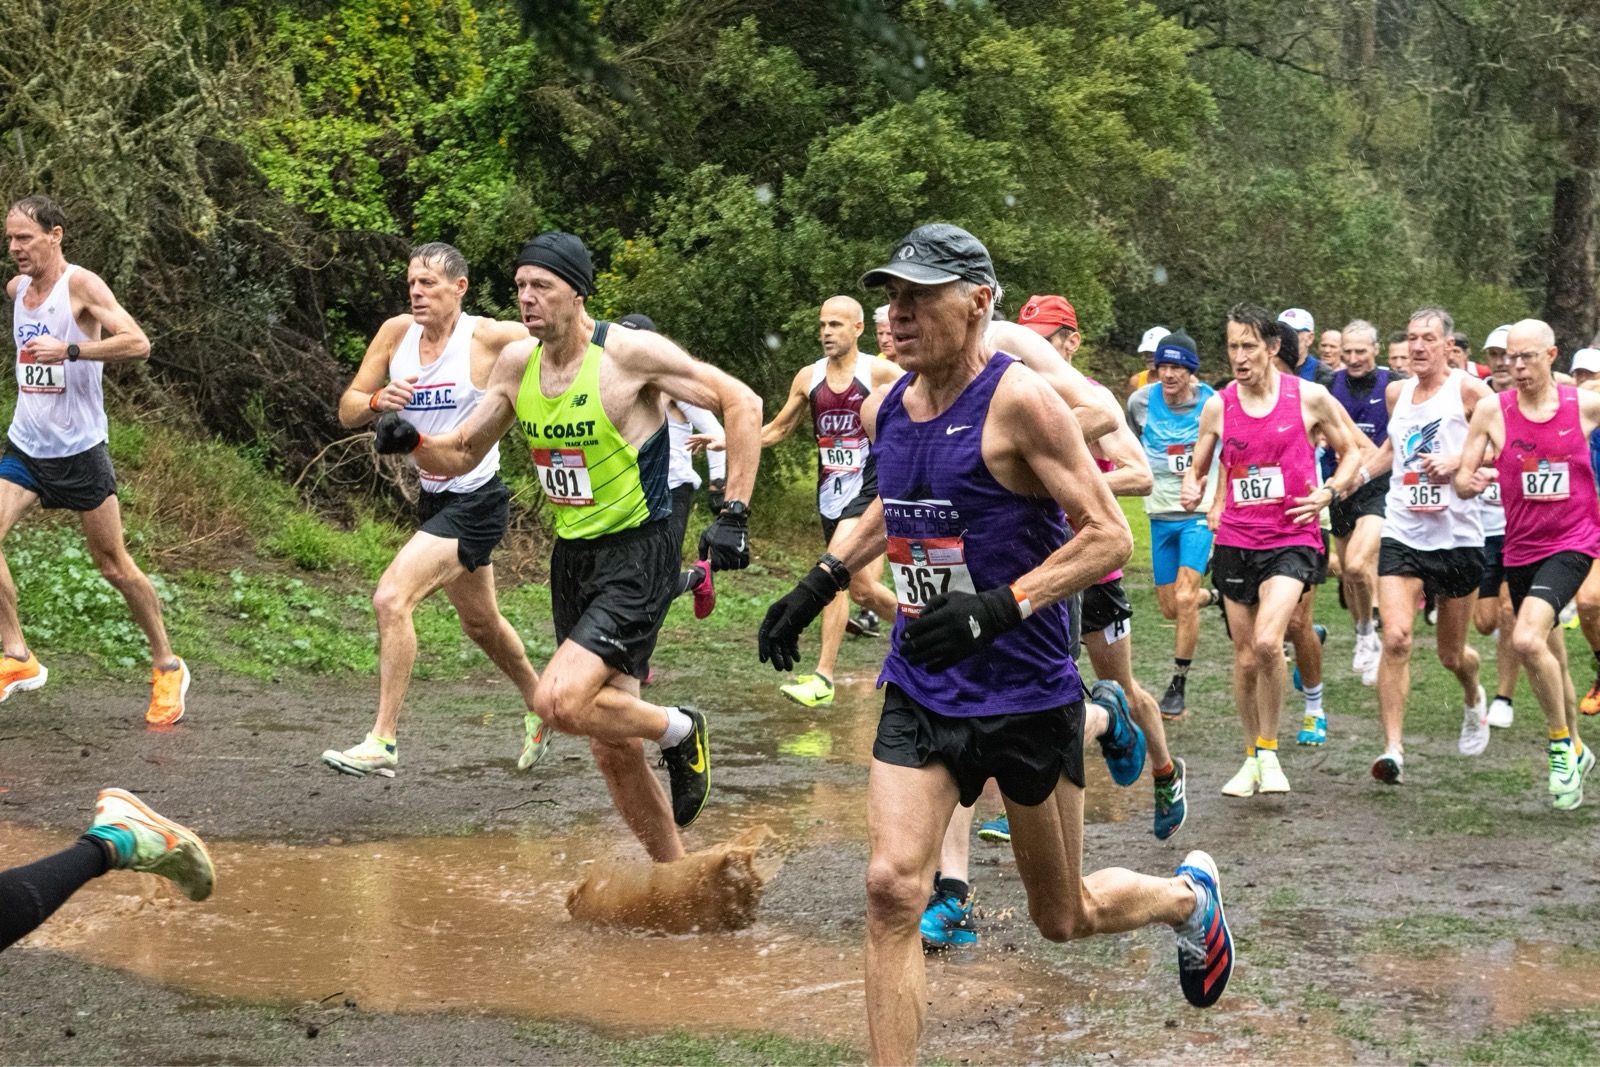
[765, 333, 783, 351]
[913, 54, 926, 70]
[1152, 265, 1169, 286]
[754, 184, 773, 206]
[1004, 194, 1017, 208]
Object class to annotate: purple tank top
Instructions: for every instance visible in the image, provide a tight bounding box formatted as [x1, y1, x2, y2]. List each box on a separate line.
[1215, 373, 1324, 552]
[1331, 368, 1391, 446]
[876, 352, 1084, 717]
[1496, 385, 1600, 566]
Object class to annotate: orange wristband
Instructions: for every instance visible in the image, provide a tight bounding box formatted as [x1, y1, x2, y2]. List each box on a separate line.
[1010, 583, 1033, 620]
[368, 390, 382, 412]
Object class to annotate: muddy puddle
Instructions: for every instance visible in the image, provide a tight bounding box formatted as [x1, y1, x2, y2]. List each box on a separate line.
[1365, 940, 1600, 1026]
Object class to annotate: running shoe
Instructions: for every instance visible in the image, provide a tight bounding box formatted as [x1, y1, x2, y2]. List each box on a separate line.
[90, 788, 215, 902]
[1092, 679, 1146, 786]
[690, 560, 716, 619]
[321, 733, 397, 778]
[146, 658, 190, 726]
[1174, 850, 1232, 1008]
[1220, 756, 1259, 798]
[846, 610, 882, 638]
[780, 674, 834, 707]
[1561, 600, 1580, 628]
[1256, 749, 1290, 793]
[1362, 653, 1379, 688]
[1581, 672, 1600, 716]
[1296, 713, 1327, 746]
[976, 813, 1011, 843]
[1459, 686, 1489, 757]
[1549, 740, 1584, 811]
[517, 713, 553, 770]
[0, 650, 47, 702]
[1159, 675, 1187, 720]
[1292, 624, 1328, 693]
[1153, 758, 1187, 841]
[919, 887, 978, 948]
[661, 705, 710, 827]
[1371, 749, 1404, 785]
[1487, 696, 1515, 729]
[1351, 632, 1381, 677]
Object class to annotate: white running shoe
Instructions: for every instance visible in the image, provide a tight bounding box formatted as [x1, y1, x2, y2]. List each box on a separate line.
[1256, 749, 1291, 793]
[1371, 749, 1404, 785]
[321, 733, 397, 778]
[1487, 696, 1514, 729]
[1459, 687, 1490, 756]
[1221, 756, 1260, 798]
[1351, 632, 1379, 676]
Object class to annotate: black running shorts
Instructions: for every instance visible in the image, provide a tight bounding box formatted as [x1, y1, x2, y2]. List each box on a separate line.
[417, 476, 510, 572]
[873, 684, 1086, 808]
[1479, 535, 1507, 599]
[1081, 578, 1134, 633]
[820, 485, 876, 543]
[0, 440, 116, 512]
[551, 519, 677, 680]
[1211, 544, 1323, 606]
[1329, 475, 1389, 539]
[666, 482, 695, 560]
[1505, 551, 1596, 615]
[1377, 539, 1484, 600]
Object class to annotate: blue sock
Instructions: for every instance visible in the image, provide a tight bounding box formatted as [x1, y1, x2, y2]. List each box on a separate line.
[82, 825, 136, 868]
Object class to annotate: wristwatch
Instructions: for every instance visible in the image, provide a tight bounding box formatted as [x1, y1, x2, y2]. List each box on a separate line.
[66, 344, 80, 362]
[722, 500, 750, 518]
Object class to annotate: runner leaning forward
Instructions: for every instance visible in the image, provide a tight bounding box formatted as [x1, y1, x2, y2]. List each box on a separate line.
[320, 242, 549, 778]
[757, 225, 1232, 1064]
[1457, 319, 1600, 810]
[1181, 303, 1365, 798]
[375, 231, 761, 855]
[1358, 306, 1490, 783]
[1, 195, 189, 724]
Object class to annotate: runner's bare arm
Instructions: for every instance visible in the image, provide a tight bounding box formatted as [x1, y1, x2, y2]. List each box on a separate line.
[410, 341, 528, 476]
[1453, 397, 1506, 498]
[820, 497, 889, 579]
[1092, 406, 1154, 497]
[760, 367, 814, 447]
[986, 320, 1118, 441]
[26, 270, 150, 365]
[1180, 394, 1224, 511]
[1422, 376, 1493, 481]
[339, 316, 413, 428]
[608, 327, 762, 506]
[1287, 386, 1370, 522]
[869, 358, 905, 389]
[993, 369, 1132, 609]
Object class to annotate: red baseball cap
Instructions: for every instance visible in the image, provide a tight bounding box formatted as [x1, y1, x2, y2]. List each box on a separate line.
[1018, 294, 1078, 335]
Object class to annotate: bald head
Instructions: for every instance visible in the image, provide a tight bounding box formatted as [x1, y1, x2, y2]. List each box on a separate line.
[1504, 318, 1558, 389]
[1507, 318, 1556, 352]
[819, 295, 866, 360]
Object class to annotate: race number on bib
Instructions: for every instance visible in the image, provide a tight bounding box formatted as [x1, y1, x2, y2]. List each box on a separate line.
[1481, 478, 1501, 506]
[1166, 443, 1195, 475]
[1401, 471, 1446, 512]
[533, 448, 595, 506]
[1521, 458, 1570, 502]
[1230, 464, 1284, 506]
[887, 534, 975, 619]
[17, 356, 64, 395]
[818, 436, 866, 475]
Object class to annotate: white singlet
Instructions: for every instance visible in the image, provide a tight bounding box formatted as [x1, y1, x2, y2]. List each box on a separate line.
[1383, 369, 1483, 549]
[389, 314, 498, 494]
[667, 402, 726, 491]
[9, 265, 106, 459]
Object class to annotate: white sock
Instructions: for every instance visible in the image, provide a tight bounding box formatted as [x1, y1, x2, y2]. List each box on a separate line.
[1303, 683, 1324, 715]
[658, 706, 694, 748]
[1355, 621, 1374, 637]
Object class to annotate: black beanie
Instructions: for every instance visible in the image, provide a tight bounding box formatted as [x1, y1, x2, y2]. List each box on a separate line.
[515, 231, 595, 297]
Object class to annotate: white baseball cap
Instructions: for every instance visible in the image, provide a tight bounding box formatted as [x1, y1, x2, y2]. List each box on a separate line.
[1484, 325, 1510, 351]
[1572, 348, 1600, 375]
[1278, 308, 1315, 333]
[1138, 326, 1170, 353]
[874, 304, 890, 324]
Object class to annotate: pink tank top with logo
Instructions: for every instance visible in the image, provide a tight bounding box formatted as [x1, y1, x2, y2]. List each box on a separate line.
[1095, 455, 1123, 583]
[1215, 373, 1324, 552]
[1495, 385, 1600, 567]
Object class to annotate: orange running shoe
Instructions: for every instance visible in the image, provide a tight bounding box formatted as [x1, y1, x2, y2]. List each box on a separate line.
[0, 650, 47, 701]
[1582, 671, 1600, 716]
[146, 658, 190, 726]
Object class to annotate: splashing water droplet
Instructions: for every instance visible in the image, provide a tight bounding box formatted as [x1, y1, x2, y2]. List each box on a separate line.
[765, 333, 783, 351]
[1004, 194, 1017, 208]
[1152, 265, 1169, 286]
[913, 54, 927, 70]
[754, 184, 773, 206]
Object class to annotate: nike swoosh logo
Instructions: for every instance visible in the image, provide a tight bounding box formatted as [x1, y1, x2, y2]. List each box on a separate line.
[688, 736, 707, 774]
[738, 535, 747, 552]
[1277, 425, 1293, 432]
[946, 425, 973, 435]
[1559, 429, 1575, 436]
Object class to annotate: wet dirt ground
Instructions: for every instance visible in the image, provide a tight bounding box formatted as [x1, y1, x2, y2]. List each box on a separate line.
[5, 603, 1600, 1064]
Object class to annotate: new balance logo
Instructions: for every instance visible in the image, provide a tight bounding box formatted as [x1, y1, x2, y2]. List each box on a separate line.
[572, 394, 589, 406]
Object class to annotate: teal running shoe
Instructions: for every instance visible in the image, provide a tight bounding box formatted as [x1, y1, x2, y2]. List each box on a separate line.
[1153, 758, 1187, 840]
[1296, 713, 1327, 746]
[976, 813, 1010, 843]
[1092, 679, 1146, 786]
[919, 886, 977, 948]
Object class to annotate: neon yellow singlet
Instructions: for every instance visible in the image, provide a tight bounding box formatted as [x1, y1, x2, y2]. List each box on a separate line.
[514, 322, 670, 540]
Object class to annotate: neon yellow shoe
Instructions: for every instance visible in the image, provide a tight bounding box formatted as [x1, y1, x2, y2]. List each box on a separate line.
[320, 733, 397, 778]
[517, 713, 553, 770]
[780, 674, 834, 707]
[91, 788, 215, 901]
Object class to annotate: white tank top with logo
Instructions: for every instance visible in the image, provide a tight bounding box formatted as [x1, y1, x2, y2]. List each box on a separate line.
[10, 266, 106, 459]
[1383, 369, 1483, 549]
[389, 314, 498, 494]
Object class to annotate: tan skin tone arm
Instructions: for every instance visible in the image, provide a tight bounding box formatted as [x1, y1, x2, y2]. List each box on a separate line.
[757, 368, 814, 447]
[1092, 391, 1154, 497]
[410, 343, 529, 476]
[986, 320, 1119, 442]
[1179, 394, 1224, 513]
[1284, 384, 1372, 523]
[339, 316, 411, 428]
[21, 269, 150, 364]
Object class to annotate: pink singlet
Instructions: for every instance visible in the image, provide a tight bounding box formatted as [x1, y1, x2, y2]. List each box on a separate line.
[1495, 385, 1600, 567]
[1215, 373, 1323, 552]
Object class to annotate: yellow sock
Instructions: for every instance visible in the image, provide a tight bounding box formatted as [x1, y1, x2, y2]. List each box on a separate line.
[1245, 745, 1256, 758]
[1551, 727, 1572, 744]
[1256, 736, 1278, 752]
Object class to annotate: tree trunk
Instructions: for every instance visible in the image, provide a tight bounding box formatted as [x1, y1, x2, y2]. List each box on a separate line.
[1545, 102, 1600, 353]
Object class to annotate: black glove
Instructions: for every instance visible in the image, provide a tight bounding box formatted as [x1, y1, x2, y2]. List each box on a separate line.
[707, 478, 727, 515]
[900, 587, 1023, 672]
[698, 507, 749, 571]
[758, 566, 840, 671]
[373, 412, 420, 455]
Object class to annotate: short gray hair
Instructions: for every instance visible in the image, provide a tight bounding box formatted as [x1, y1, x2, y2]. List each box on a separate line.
[956, 278, 1004, 324]
[1409, 305, 1453, 337]
[1342, 319, 1379, 348]
[409, 241, 468, 280]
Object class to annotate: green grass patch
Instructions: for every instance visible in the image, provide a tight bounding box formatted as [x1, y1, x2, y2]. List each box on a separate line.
[1461, 1010, 1600, 1065]
[1359, 911, 1518, 955]
[514, 1021, 857, 1066]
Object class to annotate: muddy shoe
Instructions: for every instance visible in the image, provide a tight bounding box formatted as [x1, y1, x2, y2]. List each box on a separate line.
[780, 674, 834, 708]
[1549, 741, 1586, 811]
[976, 813, 1010, 843]
[846, 610, 882, 638]
[517, 713, 553, 771]
[1371, 749, 1404, 785]
[1174, 850, 1232, 1008]
[660, 706, 710, 827]
[0, 650, 47, 702]
[1092, 679, 1145, 786]
[88, 788, 215, 902]
[321, 733, 397, 778]
[1153, 758, 1187, 841]
[1159, 675, 1186, 720]
[919, 883, 977, 949]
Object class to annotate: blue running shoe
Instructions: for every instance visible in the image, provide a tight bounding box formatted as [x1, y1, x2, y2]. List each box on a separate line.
[1153, 758, 1187, 840]
[1175, 850, 1233, 1008]
[1291, 624, 1327, 693]
[1296, 713, 1327, 746]
[976, 813, 1010, 843]
[1092, 679, 1146, 786]
[920, 888, 977, 948]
